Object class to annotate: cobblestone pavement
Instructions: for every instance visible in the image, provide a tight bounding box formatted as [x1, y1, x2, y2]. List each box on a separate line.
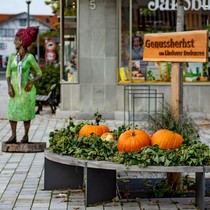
[0, 109, 210, 209]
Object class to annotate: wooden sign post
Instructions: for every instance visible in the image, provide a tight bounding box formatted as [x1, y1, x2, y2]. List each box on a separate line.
[143, 30, 208, 112]
[143, 30, 208, 191]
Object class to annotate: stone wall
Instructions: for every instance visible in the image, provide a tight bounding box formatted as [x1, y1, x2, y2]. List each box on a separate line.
[60, 0, 119, 118]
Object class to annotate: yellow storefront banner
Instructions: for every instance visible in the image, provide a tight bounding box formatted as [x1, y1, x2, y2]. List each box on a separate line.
[143, 30, 208, 62]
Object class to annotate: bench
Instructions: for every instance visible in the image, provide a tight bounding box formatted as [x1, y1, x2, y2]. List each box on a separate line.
[36, 84, 57, 114]
[44, 149, 209, 209]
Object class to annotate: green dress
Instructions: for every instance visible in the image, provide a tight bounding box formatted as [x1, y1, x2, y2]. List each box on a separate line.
[6, 53, 42, 121]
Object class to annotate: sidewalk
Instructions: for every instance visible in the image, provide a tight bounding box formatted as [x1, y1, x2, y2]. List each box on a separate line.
[0, 80, 8, 119]
[0, 109, 210, 209]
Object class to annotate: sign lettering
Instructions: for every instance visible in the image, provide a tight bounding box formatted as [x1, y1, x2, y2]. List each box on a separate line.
[148, 0, 210, 11]
[143, 30, 208, 62]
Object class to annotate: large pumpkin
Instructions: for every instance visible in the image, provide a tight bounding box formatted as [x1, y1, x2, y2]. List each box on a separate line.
[118, 129, 150, 152]
[79, 124, 109, 137]
[151, 129, 183, 149]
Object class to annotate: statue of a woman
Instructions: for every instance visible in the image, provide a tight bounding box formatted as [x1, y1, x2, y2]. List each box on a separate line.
[6, 26, 42, 144]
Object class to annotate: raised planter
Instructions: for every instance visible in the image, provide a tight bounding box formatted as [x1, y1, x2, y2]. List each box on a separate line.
[44, 149, 210, 209]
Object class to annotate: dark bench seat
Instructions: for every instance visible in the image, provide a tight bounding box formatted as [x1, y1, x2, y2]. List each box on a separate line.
[36, 84, 57, 114]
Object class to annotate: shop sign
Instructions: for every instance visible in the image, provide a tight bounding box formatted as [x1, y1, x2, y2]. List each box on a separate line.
[143, 30, 208, 62]
[148, 0, 210, 11]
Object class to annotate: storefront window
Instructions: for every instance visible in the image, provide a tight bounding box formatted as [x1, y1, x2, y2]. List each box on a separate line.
[118, 0, 209, 84]
[63, 0, 78, 83]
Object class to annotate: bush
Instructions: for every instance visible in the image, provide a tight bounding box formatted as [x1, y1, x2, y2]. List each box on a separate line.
[35, 64, 60, 104]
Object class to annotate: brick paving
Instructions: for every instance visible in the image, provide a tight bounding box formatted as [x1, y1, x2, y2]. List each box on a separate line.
[0, 111, 210, 209]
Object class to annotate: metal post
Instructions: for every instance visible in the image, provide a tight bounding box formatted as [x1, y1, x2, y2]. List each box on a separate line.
[26, 0, 31, 27]
[60, 0, 64, 80]
[37, 21, 40, 64]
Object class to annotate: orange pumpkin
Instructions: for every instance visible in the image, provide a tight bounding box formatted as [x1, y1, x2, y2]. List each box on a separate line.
[101, 132, 114, 141]
[151, 129, 183, 149]
[79, 124, 109, 137]
[118, 129, 150, 152]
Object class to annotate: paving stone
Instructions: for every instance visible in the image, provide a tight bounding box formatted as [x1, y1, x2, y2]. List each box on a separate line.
[0, 203, 15, 209]
[175, 203, 197, 209]
[31, 208, 50, 210]
[139, 204, 159, 210]
[87, 206, 104, 210]
[0, 115, 209, 210]
[13, 207, 32, 210]
[0, 207, 14, 210]
[121, 201, 141, 209]
[159, 207, 178, 210]
[32, 202, 50, 208]
[104, 202, 122, 210]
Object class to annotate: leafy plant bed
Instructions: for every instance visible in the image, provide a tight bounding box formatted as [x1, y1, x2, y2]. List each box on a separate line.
[49, 122, 210, 167]
[48, 108, 210, 167]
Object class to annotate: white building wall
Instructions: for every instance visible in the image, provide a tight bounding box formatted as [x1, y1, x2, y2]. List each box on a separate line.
[0, 12, 53, 67]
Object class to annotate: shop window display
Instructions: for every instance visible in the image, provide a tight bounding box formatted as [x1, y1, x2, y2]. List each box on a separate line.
[119, 0, 209, 84]
[62, 1, 78, 83]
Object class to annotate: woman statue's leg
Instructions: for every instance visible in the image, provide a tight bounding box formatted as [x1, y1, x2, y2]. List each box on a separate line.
[20, 120, 31, 143]
[6, 121, 17, 143]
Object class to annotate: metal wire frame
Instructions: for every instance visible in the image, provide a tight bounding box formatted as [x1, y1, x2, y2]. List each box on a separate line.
[124, 85, 164, 126]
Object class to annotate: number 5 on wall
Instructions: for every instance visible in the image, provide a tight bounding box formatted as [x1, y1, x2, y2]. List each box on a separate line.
[90, 0, 96, 10]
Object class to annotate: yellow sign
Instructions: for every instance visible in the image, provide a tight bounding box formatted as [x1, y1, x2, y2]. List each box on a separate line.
[143, 30, 208, 62]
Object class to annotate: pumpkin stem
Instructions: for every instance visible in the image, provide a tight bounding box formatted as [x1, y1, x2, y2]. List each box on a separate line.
[131, 131, 136, 136]
[94, 110, 102, 125]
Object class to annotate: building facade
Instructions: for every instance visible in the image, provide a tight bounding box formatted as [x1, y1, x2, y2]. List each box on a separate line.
[58, 0, 210, 120]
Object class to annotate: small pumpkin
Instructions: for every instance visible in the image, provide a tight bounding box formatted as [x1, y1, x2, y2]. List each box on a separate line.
[151, 129, 184, 149]
[79, 124, 109, 137]
[101, 132, 114, 141]
[118, 129, 150, 152]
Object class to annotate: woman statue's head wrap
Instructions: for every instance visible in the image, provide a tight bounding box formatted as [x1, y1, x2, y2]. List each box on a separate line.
[16, 26, 39, 48]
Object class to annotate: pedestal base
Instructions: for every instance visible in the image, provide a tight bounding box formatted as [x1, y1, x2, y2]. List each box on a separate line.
[2, 142, 46, 153]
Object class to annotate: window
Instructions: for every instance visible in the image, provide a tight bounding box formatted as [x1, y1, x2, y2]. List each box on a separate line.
[0, 43, 7, 50]
[39, 29, 47, 34]
[45, 18, 50, 23]
[118, 0, 208, 84]
[0, 29, 15, 37]
[19, 19, 27, 27]
[62, 0, 78, 83]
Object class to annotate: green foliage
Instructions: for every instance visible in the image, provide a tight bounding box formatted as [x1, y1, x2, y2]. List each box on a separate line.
[111, 141, 210, 167]
[144, 102, 199, 144]
[35, 64, 60, 103]
[94, 110, 102, 125]
[49, 119, 118, 159]
[45, 0, 76, 16]
[112, 124, 137, 140]
[48, 118, 210, 167]
[149, 180, 174, 198]
[182, 174, 195, 190]
[144, 174, 195, 198]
